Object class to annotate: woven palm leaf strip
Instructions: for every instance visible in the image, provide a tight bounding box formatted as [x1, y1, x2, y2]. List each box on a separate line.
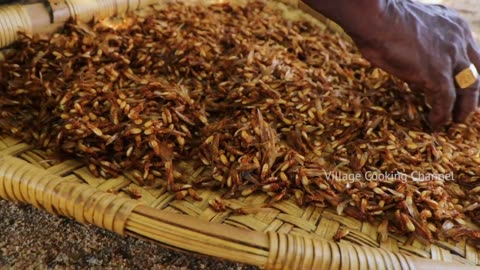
[0, 1, 479, 269]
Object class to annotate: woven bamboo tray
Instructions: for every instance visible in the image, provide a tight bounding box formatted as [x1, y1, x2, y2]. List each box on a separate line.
[0, 1, 479, 269]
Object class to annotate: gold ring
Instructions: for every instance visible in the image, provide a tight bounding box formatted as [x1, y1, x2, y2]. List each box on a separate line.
[455, 63, 479, 89]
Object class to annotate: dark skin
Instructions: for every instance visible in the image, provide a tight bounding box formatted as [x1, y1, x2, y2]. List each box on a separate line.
[303, 0, 480, 130]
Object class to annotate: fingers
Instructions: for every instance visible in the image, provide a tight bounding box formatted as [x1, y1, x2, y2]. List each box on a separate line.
[469, 44, 480, 70]
[467, 42, 480, 106]
[453, 82, 479, 123]
[449, 37, 480, 123]
[427, 81, 456, 130]
[452, 61, 479, 123]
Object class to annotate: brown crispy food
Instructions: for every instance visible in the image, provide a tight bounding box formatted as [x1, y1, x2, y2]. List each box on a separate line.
[1, 1, 480, 245]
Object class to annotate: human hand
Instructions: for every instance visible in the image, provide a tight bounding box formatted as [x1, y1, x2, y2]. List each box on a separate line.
[348, 2, 480, 129]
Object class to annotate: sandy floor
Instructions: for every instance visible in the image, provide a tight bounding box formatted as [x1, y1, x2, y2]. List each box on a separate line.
[1, 1, 480, 269]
